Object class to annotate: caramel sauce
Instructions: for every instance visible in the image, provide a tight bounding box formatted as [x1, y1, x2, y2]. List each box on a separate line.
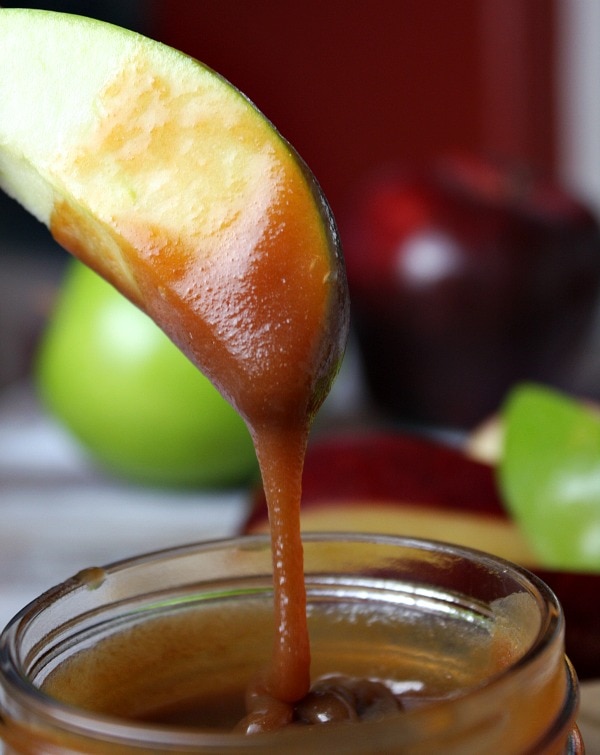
[41, 588, 537, 735]
[48, 55, 349, 726]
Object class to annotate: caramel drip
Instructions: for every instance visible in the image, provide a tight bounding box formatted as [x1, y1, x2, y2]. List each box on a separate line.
[253, 423, 311, 704]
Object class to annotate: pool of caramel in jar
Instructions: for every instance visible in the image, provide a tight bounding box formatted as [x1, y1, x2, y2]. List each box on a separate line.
[41, 592, 523, 732]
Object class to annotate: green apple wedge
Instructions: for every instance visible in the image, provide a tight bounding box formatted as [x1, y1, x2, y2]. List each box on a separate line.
[0, 8, 349, 434]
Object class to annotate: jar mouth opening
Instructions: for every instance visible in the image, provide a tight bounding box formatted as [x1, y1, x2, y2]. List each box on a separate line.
[0, 533, 576, 750]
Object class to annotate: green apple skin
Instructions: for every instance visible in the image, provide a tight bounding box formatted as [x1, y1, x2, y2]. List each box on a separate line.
[36, 261, 259, 488]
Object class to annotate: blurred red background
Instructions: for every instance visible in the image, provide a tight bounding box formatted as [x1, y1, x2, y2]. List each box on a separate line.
[150, 0, 556, 220]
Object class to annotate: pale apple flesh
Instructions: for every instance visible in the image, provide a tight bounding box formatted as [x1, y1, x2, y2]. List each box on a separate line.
[0, 9, 348, 430]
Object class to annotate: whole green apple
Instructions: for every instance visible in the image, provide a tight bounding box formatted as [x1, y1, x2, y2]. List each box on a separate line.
[35, 261, 259, 488]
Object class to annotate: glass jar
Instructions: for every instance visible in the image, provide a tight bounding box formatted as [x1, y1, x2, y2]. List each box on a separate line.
[0, 534, 583, 753]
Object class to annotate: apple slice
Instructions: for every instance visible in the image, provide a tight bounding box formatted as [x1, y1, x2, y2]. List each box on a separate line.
[0, 9, 348, 430]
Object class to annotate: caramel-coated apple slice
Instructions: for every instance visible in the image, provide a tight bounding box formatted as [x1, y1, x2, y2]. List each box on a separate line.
[0, 9, 349, 430]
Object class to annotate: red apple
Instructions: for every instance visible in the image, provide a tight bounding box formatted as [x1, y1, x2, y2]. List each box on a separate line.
[341, 154, 600, 428]
[246, 432, 527, 554]
[245, 431, 600, 679]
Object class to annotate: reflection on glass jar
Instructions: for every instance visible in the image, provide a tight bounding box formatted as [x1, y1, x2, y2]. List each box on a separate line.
[0, 534, 583, 753]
